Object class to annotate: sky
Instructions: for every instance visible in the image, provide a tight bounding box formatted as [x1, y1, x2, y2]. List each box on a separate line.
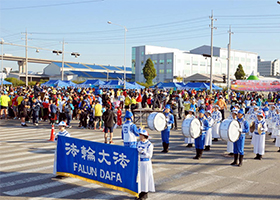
[0, 0, 279, 72]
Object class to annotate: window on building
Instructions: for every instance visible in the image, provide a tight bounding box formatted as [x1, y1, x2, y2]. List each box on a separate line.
[247, 58, 251, 62]
[166, 69, 172, 74]
[241, 57, 245, 62]
[159, 69, 164, 74]
[141, 51, 144, 56]
[159, 59, 164, 64]
[193, 61, 198, 66]
[153, 60, 157, 65]
[200, 61, 206, 66]
[167, 59, 172, 64]
[141, 61, 144, 65]
[185, 60, 190, 65]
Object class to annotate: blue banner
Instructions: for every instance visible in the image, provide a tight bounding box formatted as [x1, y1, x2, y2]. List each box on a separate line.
[56, 136, 139, 196]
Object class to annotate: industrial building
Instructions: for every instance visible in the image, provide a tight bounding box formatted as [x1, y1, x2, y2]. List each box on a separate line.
[133, 45, 258, 83]
[43, 62, 133, 81]
[257, 57, 279, 76]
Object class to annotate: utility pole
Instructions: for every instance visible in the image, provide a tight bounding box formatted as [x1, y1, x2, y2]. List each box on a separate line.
[227, 26, 233, 98]
[209, 10, 216, 94]
[61, 39, 65, 81]
[22, 29, 31, 86]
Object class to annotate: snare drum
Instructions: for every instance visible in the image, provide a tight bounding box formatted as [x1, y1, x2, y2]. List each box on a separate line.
[182, 118, 201, 139]
[219, 119, 241, 142]
[147, 112, 166, 131]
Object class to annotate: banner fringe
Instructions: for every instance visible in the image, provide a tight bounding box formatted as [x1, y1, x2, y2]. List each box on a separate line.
[56, 172, 138, 197]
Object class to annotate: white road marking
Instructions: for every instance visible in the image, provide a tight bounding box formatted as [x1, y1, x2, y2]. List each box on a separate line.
[3, 178, 79, 196]
[0, 166, 53, 179]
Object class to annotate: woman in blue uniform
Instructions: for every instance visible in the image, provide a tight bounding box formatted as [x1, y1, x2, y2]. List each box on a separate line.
[231, 109, 249, 167]
[161, 105, 174, 153]
[193, 109, 210, 159]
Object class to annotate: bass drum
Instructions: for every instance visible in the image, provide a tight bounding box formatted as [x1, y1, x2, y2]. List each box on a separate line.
[147, 112, 166, 131]
[219, 119, 241, 142]
[182, 118, 201, 139]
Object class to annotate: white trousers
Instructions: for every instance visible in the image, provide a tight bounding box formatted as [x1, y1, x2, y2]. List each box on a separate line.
[185, 137, 194, 144]
[204, 128, 212, 146]
[253, 134, 265, 155]
[227, 141, 233, 153]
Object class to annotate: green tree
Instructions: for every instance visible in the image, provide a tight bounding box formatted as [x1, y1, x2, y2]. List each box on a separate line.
[234, 64, 246, 80]
[5, 77, 25, 86]
[143, 58, 156, 85]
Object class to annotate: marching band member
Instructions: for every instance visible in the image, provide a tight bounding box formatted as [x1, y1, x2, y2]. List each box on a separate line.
[271, 108, 279, 142]
[122, 111, 140, 148]
[244, 96, 252, 114]
[136, 129, 155, 200]
[212, 105, 222, 142]
[247, 106, 259, 140]
[184, 108, 195, 148]
[227, 108, 238, 156]
[247, 100, 257, 114]
[262, 101, 270, 120]
[161, 105, 174, 153]
[253, 112, 268, 160]
[231, 110, 249, 167]
[193, 109, 209, 159]
[53, 121, 70, 178]
[204, 110, 214, 151]
[274, 109, 280, 152]
[267, 105, 277, 136]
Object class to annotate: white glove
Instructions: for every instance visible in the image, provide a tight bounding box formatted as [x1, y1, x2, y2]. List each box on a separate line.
[200, 127, 204, 130]
[166, 118, 169, 122]
[260, 128, 264, 131]
[238, 128, 242, 132]
[141, 149, 147, 155]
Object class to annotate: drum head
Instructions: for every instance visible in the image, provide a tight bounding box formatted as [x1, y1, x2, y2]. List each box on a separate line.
[228, 120, 240, 142]
[147, 113, 157, 130]
[153, 113, 166, 131]
[190, 118, 201, 139]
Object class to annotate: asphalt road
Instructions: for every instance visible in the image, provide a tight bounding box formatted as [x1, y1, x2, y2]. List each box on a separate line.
[0, 115, 280, 200]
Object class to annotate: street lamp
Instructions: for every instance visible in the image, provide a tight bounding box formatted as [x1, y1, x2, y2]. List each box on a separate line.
[52, 40, 80, 81]
[0, 38, 4, 89]
[107, 21, 127, 89]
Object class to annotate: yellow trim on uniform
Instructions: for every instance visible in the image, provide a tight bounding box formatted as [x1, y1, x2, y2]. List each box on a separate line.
[56, 172, 139, 197]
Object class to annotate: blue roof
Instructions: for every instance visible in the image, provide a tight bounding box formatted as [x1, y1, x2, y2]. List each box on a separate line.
[52, 62, 131, 72]
[84, 64, 107, 70]
[70, 71, 92, 78]
[67, 63, 89, 69]
[53, 62, 70, 68]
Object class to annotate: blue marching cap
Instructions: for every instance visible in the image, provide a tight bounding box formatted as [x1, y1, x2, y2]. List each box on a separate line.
[58, 121, 67, 126]
[199, 109, 205, 114]
[265, 101, 269, 105]
[238, 109, 244, 115]
[165, 104, 171, 110]
[139, 129, 149, 137]
[188, 107, 195, 112]
[257, 112, 264, 117]
[125, 111, 133, 120]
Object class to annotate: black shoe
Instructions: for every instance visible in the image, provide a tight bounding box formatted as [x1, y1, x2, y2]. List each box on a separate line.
[231, 154, 238, 165]
[238, 155, 244, 167]
[193, 149, 199, 159]
[277, 149, 280, 152]
[269, 132, 272, 135]
[204, 146, 210, 151]
[273, 139, 276, 143]
[259, 155, 262, 160]
[228, 153, 234, 156]
[254, 154, 260, 159]
[186, 144, 193, 148]
[21, 124, 28, 127]
[213, 138, 218, 142]
[53, 175, 65, 179]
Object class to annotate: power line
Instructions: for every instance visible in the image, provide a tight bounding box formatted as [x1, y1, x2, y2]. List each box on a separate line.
[1, 0, 104, 10]
[30, 17, 208, 35]
[216, 14, 280, 18]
